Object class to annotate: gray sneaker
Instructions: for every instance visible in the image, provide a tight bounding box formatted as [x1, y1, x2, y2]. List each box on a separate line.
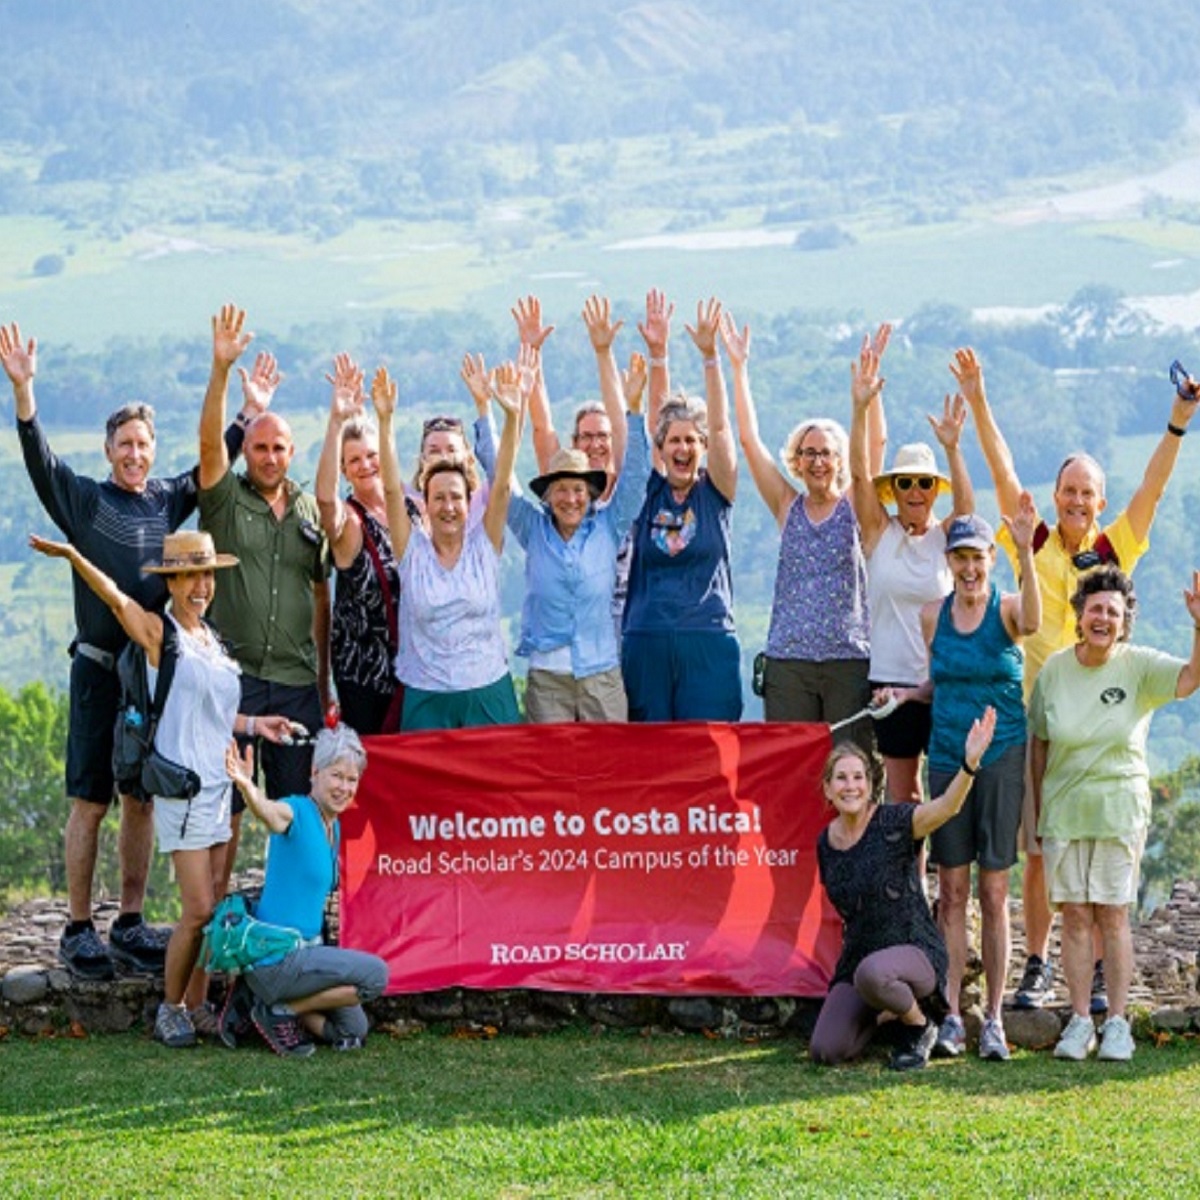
[934, 1014, 966, 1058]
[58, 924, 115, 981]
[154, 1001, 197, 1049]
[109, 919, 170, 974]
[252, 999, 316, 1059]
[1097, 1015, 1135, 1062]
[1054, 1012, 1098, 1061]
[979, 1017, 1010, 1061]
[1013, 955, 1054, 1009]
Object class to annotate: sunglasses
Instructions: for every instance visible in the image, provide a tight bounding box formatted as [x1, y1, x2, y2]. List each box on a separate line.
[893, 475, 936, 492]
[423, 415, 464, 435]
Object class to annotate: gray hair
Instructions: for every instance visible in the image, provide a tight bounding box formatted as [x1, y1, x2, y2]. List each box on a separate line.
[572, 401, 609, 438]
[105, 402, 156, 444]
[312, 723, 367, 774]
[781, 417, 849, 489]
[654, 394, 708, 450]
[1055, 452, 1106, 496]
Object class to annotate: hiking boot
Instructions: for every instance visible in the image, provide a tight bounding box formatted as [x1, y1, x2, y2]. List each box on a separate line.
[934, 1014, 966, 1058]
[1097, 1015, 1135, 1062]
[1090, 960, 1109, 1016]
[154, 1001, 197, 1049]
[889, 1018, 938, 1072]
[188, 1001, 222, 1040]
[979, 1017, 1011, 1061]
[1013, 955, 1054, 1009]
[1054, 1013, 1098, 1061]
[252, 999, 316, 1059]
[109, 918, 170, 974]
[58, 924, 115, 981]
[218, 978, 254, 1050]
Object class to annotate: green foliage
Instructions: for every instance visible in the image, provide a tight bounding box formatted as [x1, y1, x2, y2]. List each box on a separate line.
[1142, 756, 1200, 911]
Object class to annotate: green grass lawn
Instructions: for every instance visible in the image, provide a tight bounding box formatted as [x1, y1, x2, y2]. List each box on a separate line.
[2, 1029, 1199, 1197]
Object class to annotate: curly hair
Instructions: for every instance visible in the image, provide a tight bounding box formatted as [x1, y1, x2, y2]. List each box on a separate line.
[654, 394, 708, 450]
[418, 452, 478, 500]
[781, 417, 849, 490]
[1070, 565, 1136, 642]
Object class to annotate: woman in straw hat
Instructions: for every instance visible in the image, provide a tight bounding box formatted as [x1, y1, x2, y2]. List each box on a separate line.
[29, 528, 294, 1048]
[508, 376, 651, 722]
[848, 344, 974, 810]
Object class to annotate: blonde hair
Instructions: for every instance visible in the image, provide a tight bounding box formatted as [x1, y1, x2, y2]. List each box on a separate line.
[781, 418, 849, 489]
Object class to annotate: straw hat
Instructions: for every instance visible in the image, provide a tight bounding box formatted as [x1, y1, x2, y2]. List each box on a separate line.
[872, 443, 951, 506]
[144, 530, 239, 575]
[529, 448, 608, 500]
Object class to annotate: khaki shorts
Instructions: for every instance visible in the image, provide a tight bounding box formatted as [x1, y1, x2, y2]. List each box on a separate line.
[1041, 834, 1144, 908]
[525, 666, 628, 723]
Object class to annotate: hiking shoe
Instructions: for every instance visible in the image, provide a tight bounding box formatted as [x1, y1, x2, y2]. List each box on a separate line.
[154, 1001, 197, 1049]
[252, 999, 316, 1059]
[1098, 1015, 1135, 1062]
[188, 1001, 222, 1040]
[58, 924, 115, 981]
[1013, 955, 1054, 1009]
[109, 918, 170, 974]
[979, 1017, 1011, 1061]
[1054, 1013, 1098, 1061]
[1090, 960, 1109, 1015]
[934, 1014, 967, 1058]
[218, 978, 254, 1050]
[889, 1019, 938, 1072]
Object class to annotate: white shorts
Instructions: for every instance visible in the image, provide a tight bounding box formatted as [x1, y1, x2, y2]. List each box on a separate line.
[153, 781, 233, 854]
[1042, 834, 1144, 908]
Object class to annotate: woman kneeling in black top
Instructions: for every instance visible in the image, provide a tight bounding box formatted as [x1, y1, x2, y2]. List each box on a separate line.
[812, 706, 996, 1071]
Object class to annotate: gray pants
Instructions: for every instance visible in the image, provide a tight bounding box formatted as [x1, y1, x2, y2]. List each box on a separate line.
[247, 945, 388, 1041]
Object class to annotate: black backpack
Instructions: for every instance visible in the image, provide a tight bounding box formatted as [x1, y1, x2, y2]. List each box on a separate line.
[112, 618, 202, 803]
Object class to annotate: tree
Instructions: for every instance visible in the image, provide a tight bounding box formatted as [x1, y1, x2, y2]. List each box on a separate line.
[1141, 756, 1200, 913]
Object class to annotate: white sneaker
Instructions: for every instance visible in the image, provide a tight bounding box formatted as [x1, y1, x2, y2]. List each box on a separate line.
[1097, 1015, 1135, 1062]
[1054, 1012, 1098, 1061]
[979, 1016, 1010, 1061]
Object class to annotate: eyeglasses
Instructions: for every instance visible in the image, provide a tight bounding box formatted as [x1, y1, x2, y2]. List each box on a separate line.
[893, 476, 935, 492]
[423, 415, 464, 435]
[800, 448, 835, 462]
[576, 431, 612, 445]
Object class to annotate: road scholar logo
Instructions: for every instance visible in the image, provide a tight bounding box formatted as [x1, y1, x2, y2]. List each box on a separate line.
[490, 941, 688, 965]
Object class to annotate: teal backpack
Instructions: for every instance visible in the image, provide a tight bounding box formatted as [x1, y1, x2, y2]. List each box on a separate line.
[199, 893, 304, 974]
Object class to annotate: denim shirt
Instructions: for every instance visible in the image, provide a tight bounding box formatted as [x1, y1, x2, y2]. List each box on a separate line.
[507, 415, 650, 679]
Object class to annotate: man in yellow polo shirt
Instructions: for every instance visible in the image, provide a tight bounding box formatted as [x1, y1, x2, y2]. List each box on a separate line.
[955, 347, 1196, 1012]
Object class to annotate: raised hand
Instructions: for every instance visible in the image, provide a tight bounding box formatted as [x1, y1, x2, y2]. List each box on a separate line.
[928, 392, 967, 449]
[516, 342, 539, 399]
[964, 705, 997, 770]
[1184, 569, 1200, 628]
[1002, 489, 1039, 551]
[949, 347, 985, 408]
[684, 297, 723, 357]
[622, 351, 647, 413]
[224, 740, 256, 790]
[371, 366, 398, 420]
[511, 295, 554, 350]
[870, 322, 893, 362]
[637, 288, 674, 356]
[211, 303, 253, 369]
[324, 353, 364, 423]
[28, 532, 73, 561]
[719, 311, 751, 370]
[850, 335, 885, 410]
[460, 352, 493, 412]
[0, 322, 36, 387]
[238, 350, 282, 417]
[582, 295, 623, 351]
[491, 360, 526, 418]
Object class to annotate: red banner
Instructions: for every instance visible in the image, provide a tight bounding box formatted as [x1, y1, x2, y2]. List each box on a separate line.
[340, 721, 840, 996]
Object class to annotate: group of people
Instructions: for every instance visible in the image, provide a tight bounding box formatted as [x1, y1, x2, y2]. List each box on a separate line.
[3, 287, 1198, 1067]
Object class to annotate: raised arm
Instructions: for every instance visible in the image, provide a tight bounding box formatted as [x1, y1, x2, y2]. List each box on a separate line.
[0, 322, 37, 421]
[685, 298, 736, 502]
[373, 366, 413, 561]
[929, 392, 974, 523]
[1175, 569, 1200, 698]
[638, 288, 674, 445]
[952, 347, 1022, 518]
[911, 706, 997, 840]
[315, 354, 366, 567]
[849, 337, 890, 553]
[1124, 376, 1200, 543]
[720, 311, 795, 525]
[582, 295, 628, 472]
[1000, 490, 1042, 638]
[28, 534, 163, 661]
[512, 295, 558, 472]
[225, 742, 294, 830]
[199, 304, 253, 490]
[866, 324, 892, 477]
[483, 350, 531, 552]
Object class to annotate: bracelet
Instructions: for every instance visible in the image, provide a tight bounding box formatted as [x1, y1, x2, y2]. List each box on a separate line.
[960, 758, 977, 778]
[234, 411, 252, 428]
[1168, 422, 1186, 438]
[246, 716, 256, 738]
[703, 356, 719, 369]
[648, 356, 668, 369]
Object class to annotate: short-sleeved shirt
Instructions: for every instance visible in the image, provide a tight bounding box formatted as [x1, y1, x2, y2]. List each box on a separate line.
[255, 794, 338, 942]
[998, 511, 1147, 700]
[623, 471, 735, 635]
[198, 470, 329, 687]
[1030, 642, 1182, 841]
[18, 416, 197, 651]
[817, 803, 947, 993]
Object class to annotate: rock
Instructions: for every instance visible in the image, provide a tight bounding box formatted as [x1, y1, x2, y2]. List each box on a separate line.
[1004, 1008, 1063, 1050]
[2, 966, 49, 1005]
[666, 997, 726, 1032]
[1150, 1006, 1193, 1032]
